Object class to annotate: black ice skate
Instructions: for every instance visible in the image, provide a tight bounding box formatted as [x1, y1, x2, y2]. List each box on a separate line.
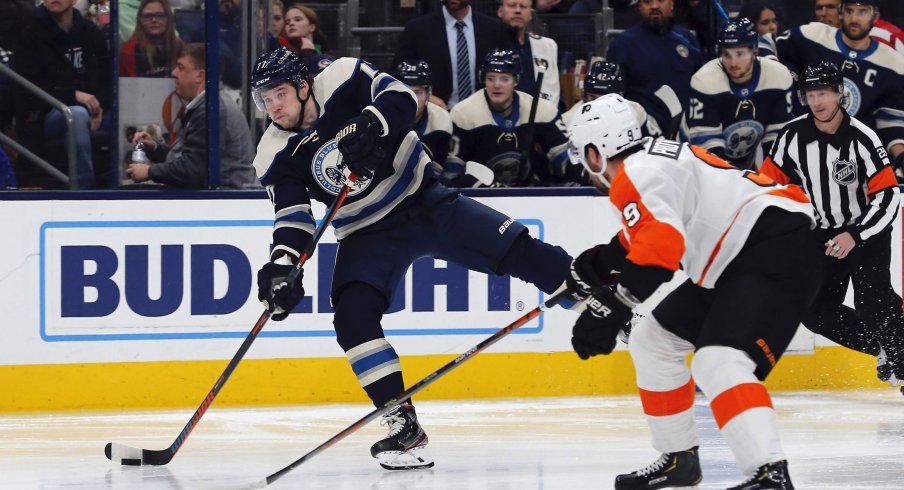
[370, 404, 434, 470]
[877, 346, 904, 390]
[727, 460, 794, 490]
[614, 446, 702, 489]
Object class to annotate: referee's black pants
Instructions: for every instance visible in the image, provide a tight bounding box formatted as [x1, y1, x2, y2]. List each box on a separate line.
[803, 229, 904, 357]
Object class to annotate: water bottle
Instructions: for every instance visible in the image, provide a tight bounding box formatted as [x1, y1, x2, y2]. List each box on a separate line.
[132, 142, 147, 164]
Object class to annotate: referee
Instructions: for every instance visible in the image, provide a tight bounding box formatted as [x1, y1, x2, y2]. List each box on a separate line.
[761, 61, 904, 390]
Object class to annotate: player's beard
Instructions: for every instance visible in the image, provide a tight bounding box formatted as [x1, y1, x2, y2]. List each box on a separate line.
[842, 21, 874, 41]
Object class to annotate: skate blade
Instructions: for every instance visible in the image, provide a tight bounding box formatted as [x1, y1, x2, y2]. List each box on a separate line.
[377, 446, 434, 470]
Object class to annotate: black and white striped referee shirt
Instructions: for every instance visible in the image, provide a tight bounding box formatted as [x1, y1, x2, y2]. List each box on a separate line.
[761, 112, 900, 244]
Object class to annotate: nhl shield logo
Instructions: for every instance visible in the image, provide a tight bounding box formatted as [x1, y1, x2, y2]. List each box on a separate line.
[832, 158, 857, 186]
[311, 139, 371, 196]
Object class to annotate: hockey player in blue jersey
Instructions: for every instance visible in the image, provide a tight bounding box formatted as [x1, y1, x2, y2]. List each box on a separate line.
[561, 61, 663, 139]
[250, 47, 575, 470]
[448, 49, 575, 187]
[686, 19, 794, 169]
[393, 60, 452, 171]
[759, 0, 904, 172]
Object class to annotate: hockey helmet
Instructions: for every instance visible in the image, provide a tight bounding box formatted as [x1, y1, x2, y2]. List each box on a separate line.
[798, 61, 844, 105]
[718, 18, 758, 52]
[250, 47, 308, 112]
[583, 61, 625, 99]
[567, 94, 643, 187]
[394, 59, 433, 89]
[480, 49, 522, 85]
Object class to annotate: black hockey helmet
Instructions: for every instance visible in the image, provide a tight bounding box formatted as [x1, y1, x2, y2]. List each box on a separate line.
[480, 49, 522, 85]
[718, 18, 758, 52]
[798, 61, 844, 105]
[583, 61, 625, 99]
[842, 0, 878, 7]
[394, 59, 432, 89]
[250, 47, 308, 112]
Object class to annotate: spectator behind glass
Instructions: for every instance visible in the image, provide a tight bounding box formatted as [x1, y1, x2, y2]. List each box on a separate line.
[739, 0, 779, 35]
[280, 4, 328, 57]
[606, 0, 702, 138]
[270, 0, 285, 39]
[255, 0, 282, 52]
[121, 0, 183, 78]
[218, 0, 242, 89]
[15, 0, 112, 189]
[126, 43, 258, 189]
[815, 0, 841, 27]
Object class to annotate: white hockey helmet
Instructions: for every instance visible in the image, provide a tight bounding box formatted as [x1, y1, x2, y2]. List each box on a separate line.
[567, 93, 643, 186]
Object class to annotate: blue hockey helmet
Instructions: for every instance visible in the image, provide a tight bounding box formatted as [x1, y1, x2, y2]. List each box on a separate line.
[250, 47, 308, 112]
[718, 18, 758, 52]
[394, 59, 433, 88]
[480, 49, 522, 85]
[583, 61, 625, 99]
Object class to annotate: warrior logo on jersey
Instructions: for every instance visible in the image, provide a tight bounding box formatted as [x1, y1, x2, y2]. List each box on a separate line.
[312, 139, 372, 196]
[724, 120, 764, 159]
[842, 77, 862, 116]
[832, 158, 857, 186]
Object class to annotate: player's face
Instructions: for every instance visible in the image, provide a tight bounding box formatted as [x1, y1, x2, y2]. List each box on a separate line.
[815, 0, 841, 27]
[410, 85, 429, 119]
[260, 82, 303, 128]
[497, 0, 532, 29]
[720, 47, 756, 82]
[841, 4, 876, 41]
[582, 146, 615, 192]
[171, 55, 205, 101]
[139, 1, 168, 38]
[638, 0, 674, 29]
[485, 72, 516, 107]
[756, 8, 778, 35]
[805, 87, 841, 119]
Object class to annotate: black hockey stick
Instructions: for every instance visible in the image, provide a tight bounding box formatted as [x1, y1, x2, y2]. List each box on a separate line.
[105, 175, 358, 466]
[519, 61, 547, 173]
[230, 289, 570, 489]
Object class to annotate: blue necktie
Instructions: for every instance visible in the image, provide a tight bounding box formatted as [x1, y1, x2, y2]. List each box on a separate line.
[455, 21, 472, 101]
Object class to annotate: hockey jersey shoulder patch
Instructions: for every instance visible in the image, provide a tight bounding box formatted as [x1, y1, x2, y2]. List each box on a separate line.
[450, 91, 495, 130]
[253, 124, 296, 179]
[691, 59, 730, 95]
[756, 57, 794, 91]
[647, 138, 682, 159]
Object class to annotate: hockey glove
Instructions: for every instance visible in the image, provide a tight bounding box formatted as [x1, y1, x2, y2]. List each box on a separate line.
[336, 111, 384, 178]
[565, 245, 616, 304]
[572, 287, 633, 360]
[257, 262, 305, 321]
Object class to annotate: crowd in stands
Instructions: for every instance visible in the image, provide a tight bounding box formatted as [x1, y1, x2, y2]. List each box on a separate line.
[1, 0, 904, 190]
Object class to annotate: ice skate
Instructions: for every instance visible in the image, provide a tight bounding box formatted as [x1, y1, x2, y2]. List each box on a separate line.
[727, 460, 793, 489]
[614, 446, 702, 489]
[370, 404, 434, 470]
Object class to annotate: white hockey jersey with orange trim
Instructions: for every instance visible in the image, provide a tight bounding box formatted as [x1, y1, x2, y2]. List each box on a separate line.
[609, 138, 814, 289]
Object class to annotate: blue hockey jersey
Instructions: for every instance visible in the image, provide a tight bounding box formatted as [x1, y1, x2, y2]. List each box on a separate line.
[686, 57, 794, 168]
[759, 22, 904, 151]
[252, 57, 432, 261]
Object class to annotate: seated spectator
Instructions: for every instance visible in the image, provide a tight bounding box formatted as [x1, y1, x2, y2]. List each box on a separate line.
[126, 43, 258, 189]
[739, 0, 779, 35]
[121, 0, 184, 78]
[394, 60, 452, 170]
[448, 49, 576, 187]
[497, 0, 561, 107]
[606, 0, 702, 139]
[16, 0, 112, 189]
[280, 4, 328, 58]
[269, 0, 285, 39]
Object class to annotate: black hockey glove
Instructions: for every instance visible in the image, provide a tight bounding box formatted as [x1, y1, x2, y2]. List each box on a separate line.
[572, 287, 633, 360]
[257, 262, 305, 321]
[564, 245, 617, 304]
[336, 111, 384, 178]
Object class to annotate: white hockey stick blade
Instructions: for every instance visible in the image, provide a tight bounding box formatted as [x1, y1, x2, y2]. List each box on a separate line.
[105, 442, 173, 466]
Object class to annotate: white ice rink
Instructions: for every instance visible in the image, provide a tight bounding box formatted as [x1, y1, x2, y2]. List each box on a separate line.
[1, 391, 902, 489]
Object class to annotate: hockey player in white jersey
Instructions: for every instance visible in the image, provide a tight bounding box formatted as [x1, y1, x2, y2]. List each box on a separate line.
[564, 94, 820, 489]
[393, 60, 452, 169]
[687, 18, 794, 169]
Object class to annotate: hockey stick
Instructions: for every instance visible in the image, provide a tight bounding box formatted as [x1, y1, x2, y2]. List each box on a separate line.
[519, 61, 548, 175]
[712, 0, 731, 22]
[231, 289, 570, 489]
[105, 175, 358, 466]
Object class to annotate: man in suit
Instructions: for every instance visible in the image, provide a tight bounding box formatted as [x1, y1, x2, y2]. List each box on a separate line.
[395, 0, 510, 109]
